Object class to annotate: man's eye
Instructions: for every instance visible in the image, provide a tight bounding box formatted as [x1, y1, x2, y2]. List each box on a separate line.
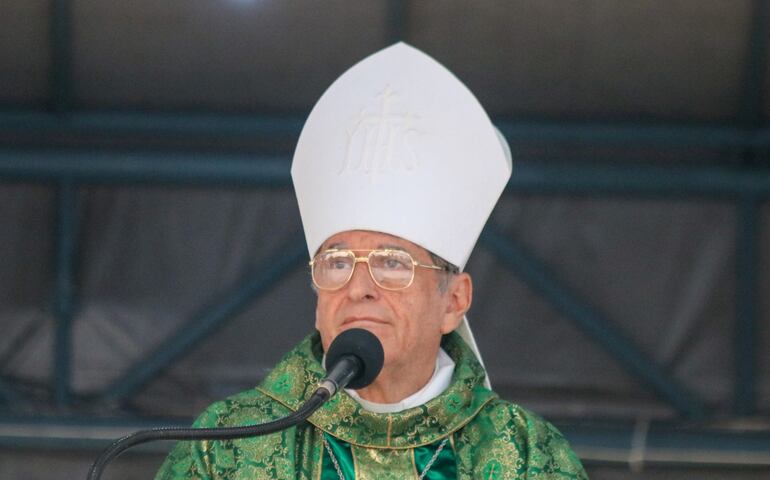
[330, 260, 349, 269]
[383, 258, 408, 269]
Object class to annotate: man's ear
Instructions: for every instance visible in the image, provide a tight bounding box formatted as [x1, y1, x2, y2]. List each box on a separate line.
[441, 273, 472, 334]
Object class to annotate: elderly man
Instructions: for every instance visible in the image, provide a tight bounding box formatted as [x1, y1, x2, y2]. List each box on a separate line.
[156, 43, 587, 479]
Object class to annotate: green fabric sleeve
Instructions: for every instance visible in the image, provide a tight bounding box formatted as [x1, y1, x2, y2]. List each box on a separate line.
[523, 414, 587, 479]
[154, 401, 230, 480]
[155, 439, 212, 480]
[454, 400, 588, 479]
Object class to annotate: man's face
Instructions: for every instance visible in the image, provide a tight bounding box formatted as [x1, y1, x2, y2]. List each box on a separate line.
[314, 230, 467, 372]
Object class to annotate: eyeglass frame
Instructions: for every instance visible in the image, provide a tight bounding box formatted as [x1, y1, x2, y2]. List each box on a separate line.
[309, 248, 455, 291]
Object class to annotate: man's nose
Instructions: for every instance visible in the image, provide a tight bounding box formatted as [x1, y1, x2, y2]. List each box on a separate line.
[346, 260, 379, 300]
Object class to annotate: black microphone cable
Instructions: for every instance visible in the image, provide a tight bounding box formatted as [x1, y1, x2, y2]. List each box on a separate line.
[87, 387, 329, 480]
[87, 328, 383, 480]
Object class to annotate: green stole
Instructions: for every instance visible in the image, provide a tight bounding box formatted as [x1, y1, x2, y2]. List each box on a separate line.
[258, 332, 495, 479]
[321, 433, 456, 479]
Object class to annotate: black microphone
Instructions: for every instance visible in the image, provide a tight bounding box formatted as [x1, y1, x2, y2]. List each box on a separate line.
[320, 328, 385, 395]
[87, 328, 383, 480]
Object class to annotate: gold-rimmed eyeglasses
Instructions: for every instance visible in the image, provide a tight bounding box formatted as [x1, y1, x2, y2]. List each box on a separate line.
[309, 249, 453, 291]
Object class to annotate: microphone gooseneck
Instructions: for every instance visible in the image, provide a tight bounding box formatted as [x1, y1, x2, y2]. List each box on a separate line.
[87, 328, 384, 480]
[87, 390, 330, 480]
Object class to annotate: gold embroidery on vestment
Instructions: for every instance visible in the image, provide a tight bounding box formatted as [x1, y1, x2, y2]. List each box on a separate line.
[353, 446, 415, 480]
[351, 444, 359, 479]
[386, 415, 393, 448]
[314, 429, 323, 480]
[410, 447, 419, 477]
[255, 386, 495, 450]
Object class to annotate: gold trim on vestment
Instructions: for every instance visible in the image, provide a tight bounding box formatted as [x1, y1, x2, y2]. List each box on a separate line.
[351, 442, 359, 479]
[254, 386, 495, 450]
[314, 428, 323, 480]
[386, 415, 393, 448]
[410, 446, 419, 478]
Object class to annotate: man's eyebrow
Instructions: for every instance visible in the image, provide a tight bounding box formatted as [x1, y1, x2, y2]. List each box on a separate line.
[379, 244, 407, 251]
[323, 243, 408, 252]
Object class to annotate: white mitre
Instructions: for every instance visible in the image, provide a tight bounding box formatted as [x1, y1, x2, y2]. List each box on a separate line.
[291, 42, 512, 387]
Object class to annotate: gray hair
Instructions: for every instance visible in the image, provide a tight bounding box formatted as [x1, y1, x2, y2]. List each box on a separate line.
[427, 251, 460, 294]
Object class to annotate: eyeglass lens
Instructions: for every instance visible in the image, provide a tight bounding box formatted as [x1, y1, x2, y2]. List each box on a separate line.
[312, 250, 415, 290]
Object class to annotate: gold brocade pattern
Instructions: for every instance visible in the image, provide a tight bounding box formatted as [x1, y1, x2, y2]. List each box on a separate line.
[155, 332, 588, 480]
[254, 332, 496, 450]
[352, 445, 415, 480]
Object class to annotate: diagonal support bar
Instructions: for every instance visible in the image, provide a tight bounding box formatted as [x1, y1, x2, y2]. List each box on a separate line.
[99, 236, 307, 405]
[0, 378, 25, 405]
[0, 315, 49, 372]
[480, 225, 705, 419]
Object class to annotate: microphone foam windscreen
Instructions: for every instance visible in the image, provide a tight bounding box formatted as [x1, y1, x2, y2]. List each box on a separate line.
[325, 328, 384, 389]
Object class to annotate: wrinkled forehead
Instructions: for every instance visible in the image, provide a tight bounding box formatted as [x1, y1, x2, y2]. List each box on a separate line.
[318, 230, 431, 257]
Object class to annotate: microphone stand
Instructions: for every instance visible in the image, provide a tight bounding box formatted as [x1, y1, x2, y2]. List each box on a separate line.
[88, 328, 382, 480]
[87, 388, 330, 480]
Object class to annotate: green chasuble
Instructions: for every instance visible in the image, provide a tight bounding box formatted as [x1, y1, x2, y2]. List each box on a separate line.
[155, 332, 587, 479]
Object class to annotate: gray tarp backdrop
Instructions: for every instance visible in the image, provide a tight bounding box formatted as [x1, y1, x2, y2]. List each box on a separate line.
[2, 185, 767, 419]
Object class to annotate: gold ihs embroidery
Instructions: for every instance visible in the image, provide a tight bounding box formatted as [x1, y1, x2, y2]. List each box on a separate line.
[352, 445, 417, 480]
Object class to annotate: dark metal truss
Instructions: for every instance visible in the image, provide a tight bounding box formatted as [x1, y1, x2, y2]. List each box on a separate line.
[0, 150, 765, 420]
[0, 144, 768, 466]
[0, 0, 768, 467]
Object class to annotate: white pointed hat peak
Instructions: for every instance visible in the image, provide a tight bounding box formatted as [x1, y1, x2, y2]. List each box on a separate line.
[291, 42, 512, 270]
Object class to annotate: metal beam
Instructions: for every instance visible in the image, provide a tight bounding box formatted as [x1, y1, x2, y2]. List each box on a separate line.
[0, 150, 293, 187]
[2, 110, 770, 150]
[739, 0, 770, 127]
[0, 110, 304, 138]
[735, 197, 759, 415]
[99, 237, 307, 405]
[386, 0, 409, 43]
[498, 121, 768, 150]
[1, 415, 769, 467]
[480, 226, 705, 419]
[505, 164, 770, 198]
[4, 150, 770, 197]
[49, 0, 72, 113]
[53, 181, 78, 406]
[0, 415, 187, 453]
[557, 421, 770, 467]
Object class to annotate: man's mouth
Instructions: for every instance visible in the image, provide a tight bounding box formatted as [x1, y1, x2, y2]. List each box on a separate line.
[343, 317, 388, 326]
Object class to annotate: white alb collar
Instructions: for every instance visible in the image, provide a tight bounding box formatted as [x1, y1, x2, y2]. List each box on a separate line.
[345, 348, 455, 413]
